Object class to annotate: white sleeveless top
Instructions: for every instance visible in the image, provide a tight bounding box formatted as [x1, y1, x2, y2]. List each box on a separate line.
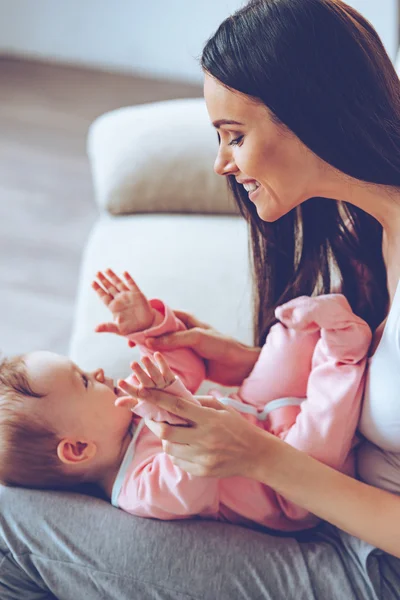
[357, 279, 400, 493]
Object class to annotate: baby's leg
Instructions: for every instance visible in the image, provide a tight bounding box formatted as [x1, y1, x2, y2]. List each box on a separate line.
[276, 294, 372, 362]
[277, 294, 371, 470]
[239, 322, 319, 407]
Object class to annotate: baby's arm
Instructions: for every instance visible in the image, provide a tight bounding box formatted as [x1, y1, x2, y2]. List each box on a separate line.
[116, 443, 220, 520]
[92, 269, 206, 392]
[92, 269, 157, 336]
[127, 299, 206, 394]
[115, 355, 219, 519]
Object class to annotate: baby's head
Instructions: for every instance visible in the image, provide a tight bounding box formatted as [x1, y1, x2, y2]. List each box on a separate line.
[0, 351, 132, 491]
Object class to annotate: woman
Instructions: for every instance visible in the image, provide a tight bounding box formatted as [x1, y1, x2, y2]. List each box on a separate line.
[1, 0, 399, 598]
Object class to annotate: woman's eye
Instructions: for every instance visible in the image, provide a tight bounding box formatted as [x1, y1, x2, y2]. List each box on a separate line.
[228, 135, 244, 147]
[81, 374, 89, 389]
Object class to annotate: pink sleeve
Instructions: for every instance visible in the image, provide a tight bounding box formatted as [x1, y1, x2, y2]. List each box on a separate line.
[117, 424, 219, 520]
[128, 299, 206, 393]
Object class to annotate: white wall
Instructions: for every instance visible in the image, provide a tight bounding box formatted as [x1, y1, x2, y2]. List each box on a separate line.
[0, 0, 397, 83]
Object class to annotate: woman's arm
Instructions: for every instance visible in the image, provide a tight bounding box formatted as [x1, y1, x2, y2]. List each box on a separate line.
[146, 310, 261, 385]
[116, 383, 400, 558]
[251, 432, 400, 558]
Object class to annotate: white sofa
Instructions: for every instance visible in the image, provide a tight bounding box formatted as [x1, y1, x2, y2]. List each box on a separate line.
[69, 98, 253, 395]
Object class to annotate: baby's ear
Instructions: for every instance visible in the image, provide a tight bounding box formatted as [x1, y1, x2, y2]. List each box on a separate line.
[57, 439, 97, 465]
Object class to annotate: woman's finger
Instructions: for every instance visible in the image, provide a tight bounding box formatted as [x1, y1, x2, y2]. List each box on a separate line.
[144, 418, 196, 443]
[195, 396, 227, 411]
[137, 387, 209, 422]
[172, 310, 211, 330]
[115, 395, 138, 409]
[146, 328, 201, 351]
[105, 268, 129, 292]
[118, 381, 209, 423]
[163, 440, 205, 461]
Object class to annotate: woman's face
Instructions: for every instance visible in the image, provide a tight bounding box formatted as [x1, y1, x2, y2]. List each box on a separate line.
[204, 74, 329, 222]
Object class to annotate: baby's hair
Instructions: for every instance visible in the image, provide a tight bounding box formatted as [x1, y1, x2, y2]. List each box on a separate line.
[0, 355, 85, 489]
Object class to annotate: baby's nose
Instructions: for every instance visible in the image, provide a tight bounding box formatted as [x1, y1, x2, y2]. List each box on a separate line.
[94, 368, 105, 382]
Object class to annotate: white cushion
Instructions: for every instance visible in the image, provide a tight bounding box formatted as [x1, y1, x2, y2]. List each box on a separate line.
[69, 213, 252, 394]
[88, 99, 237, 216]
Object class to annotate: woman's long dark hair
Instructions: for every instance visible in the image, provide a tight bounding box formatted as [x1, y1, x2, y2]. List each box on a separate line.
[201, 0, 400, 345]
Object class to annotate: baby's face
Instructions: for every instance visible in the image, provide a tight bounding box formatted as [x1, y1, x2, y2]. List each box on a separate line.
[24, 351, 132, 451]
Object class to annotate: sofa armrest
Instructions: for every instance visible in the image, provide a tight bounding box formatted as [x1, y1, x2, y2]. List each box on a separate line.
[87, 98, 237, 216]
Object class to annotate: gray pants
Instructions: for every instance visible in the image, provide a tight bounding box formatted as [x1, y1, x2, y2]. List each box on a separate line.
[0, 486, 399, 600]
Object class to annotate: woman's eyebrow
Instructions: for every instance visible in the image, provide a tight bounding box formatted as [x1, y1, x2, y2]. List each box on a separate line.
[212, 119, 244, 128]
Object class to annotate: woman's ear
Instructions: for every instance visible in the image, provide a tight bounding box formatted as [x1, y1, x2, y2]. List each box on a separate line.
[57, 439, 97, 465]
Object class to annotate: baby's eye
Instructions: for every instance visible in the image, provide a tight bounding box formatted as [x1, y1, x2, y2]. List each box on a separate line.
[81, 374, 89, 389]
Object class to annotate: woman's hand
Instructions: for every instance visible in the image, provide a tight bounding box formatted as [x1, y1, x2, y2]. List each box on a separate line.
[92, 269, 155, 337]
[144, 310, 261, 386]
[116, 374, 266, 478]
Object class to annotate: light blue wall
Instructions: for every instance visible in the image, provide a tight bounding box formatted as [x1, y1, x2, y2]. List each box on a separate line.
[0, 0, 397, 82]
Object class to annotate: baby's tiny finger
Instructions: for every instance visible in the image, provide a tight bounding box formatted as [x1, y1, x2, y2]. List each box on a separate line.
[141, 356, 167, 387]
[131, 362, 154, 387]
[123, 272, 142, 294]
[154, 353, 175, 382]
[97, 272, 118, 298]
[92, 281, 113, 305]
[106, 268, 129, 292]
[118, 379, 141, 398]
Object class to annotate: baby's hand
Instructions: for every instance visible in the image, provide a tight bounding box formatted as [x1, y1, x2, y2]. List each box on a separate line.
[92, 269, 155, 336]
[130, 353, 176, 392]
[116, 353, 176, 411]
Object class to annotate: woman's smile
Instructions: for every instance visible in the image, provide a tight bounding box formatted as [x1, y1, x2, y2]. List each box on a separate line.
[248, 183, 263, 203]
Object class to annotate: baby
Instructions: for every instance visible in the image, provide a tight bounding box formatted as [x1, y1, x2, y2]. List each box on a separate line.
[0, 269, 372, 532]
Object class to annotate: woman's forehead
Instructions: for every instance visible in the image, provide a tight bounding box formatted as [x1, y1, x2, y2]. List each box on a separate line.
[203, 74, 267, 125]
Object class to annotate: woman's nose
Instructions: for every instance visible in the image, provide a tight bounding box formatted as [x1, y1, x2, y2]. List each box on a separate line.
[94, 368, 105, 383]
[213, 146, 238, 177]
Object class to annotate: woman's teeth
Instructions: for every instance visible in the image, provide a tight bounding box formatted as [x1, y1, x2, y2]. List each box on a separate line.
[243, 182, 260, 193]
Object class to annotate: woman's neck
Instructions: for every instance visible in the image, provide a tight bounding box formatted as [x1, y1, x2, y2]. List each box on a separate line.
[326, 175, 400, 299]
[357, 185, 400, 300]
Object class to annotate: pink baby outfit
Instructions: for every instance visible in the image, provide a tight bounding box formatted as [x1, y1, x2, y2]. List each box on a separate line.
[111, 294, 372, 532]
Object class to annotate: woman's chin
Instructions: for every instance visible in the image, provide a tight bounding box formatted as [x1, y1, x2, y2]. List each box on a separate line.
[256, 205, 282, 223]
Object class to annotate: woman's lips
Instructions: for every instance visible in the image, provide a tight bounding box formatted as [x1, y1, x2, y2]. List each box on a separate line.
[248, 184, 262, 202]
